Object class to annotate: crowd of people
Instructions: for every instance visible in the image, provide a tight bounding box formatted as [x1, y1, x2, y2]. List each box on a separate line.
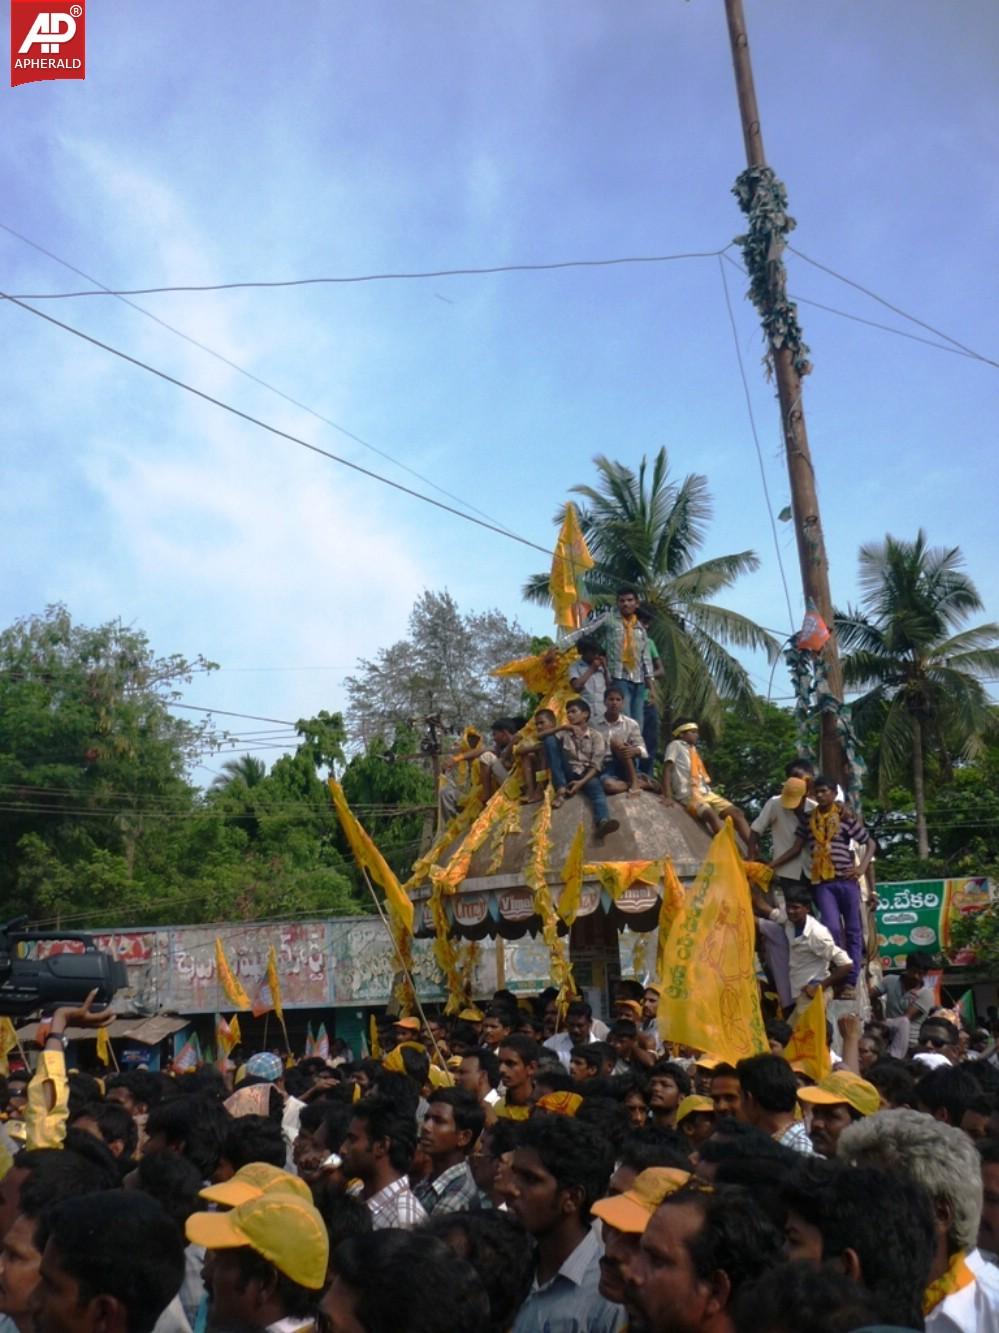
[0, 971, 997, 1333]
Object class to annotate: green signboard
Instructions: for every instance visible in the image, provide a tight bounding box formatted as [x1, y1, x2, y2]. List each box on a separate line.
[876, 877, 991, 970]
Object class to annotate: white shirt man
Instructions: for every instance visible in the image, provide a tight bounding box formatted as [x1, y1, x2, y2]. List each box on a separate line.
[750, 778, 815, 885]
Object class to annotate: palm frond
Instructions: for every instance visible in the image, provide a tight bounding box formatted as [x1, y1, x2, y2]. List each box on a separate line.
[667, 551, 761, 601]
[683, 602, 781, 661]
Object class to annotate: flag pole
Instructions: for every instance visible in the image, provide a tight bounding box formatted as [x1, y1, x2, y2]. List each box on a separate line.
[359, 866, 450, 1076]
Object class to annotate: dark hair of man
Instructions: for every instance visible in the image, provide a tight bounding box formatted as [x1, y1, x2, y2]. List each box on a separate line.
[427, 1087, 485, 1145]
[784, 887, 813, 909]
[711, 1156, 795, 1231]
[533, 1064, 573, 1096]
[38, 1192, 185, 1333]
[423, 1210, 534, 1333]
[534, 707, 557, 725]
[610, 1019, 638, 1039]
[906, 951, 934, 973]
[18, 1148, 118, 1248]
[662, 1183, 783, 1299]
[618, 1126, 691, 1172]
[352, 1092, 417, 1174]
[463, 1047, 500, 1090]
[636, 605, 654, 625]
[106, 1070, 163, 1112]
[604, 686, 625, 701]
[573, 1096, 630, 1157]
[566, 696, 591, 717]
[332, 1230, 490, 1332]
[966, 1058, 999, 1096]
[67, 1102, 134, 1164]
[400, 1044, 431, 1087]
[180, 1064, 228, 1102]
[570, 1043, 601, 1072]
[145, 1095, 231, 1179]
[222, 1113, 287, 1171]
[135, 1150, 204, 1235]
[611, 1071, 648, 1100]
[649, 1060, 692, 1097]
[298, 1099, 354, 1152]
[484, 1005, 515, 1029]
[978, 1139, 999, 1167]
[864, 1059, 915, 1109]
[915, 1064, 982, 1125]
[813, 773, 837, 792]
[784, 757, 815, 778]
[737, 1053, 798, 1114]
[485, 1117, 523, 1160]
[710, 1062, 738, 1081]
[518, 1115, 614, 1224]
[491, 717, 515, 735]
[566, 1000, 592, 1021]
[497, 1033, 541, 1066]
[921, 1015, 960, 1044]
[615, 979, 646, 1003]
[62, 1128, 124, 1186]
[449, 1020, 479, 1049]
[372, 1070, 420, 1121]
[616, 585, 639, 598]
[780, 1161, 935, 1328]
[732, 1261, 883, 1333]
[765, 1019, 793, 1048]
[67, 1072, 103, 1117]
[314, 1192, 372, 1251]
[698, 1119, 797, 1167]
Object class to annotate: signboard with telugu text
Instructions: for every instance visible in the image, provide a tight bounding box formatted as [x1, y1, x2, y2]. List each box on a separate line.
[876, 877, 992, 970]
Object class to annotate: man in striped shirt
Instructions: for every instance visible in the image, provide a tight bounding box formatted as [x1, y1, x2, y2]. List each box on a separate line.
[771, 775, 873, 998]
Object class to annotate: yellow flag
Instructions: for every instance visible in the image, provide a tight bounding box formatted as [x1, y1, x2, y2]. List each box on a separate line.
[369, 1014, 382, 1059]
[329, 779, 415, 933]
[230, 1014, 242, 1048]
[558, 823, 587, 925]
[265, 947, 284, 1025]
[783, 984, 832, 1082]
[657, 822, 768, 1064]
[550, 503, 594, 629]
[95, 1024, 111, 1066]
[656, 859, 686, 985]
[0, 1017, 17, 1075]
[215, 938, 252, 1010]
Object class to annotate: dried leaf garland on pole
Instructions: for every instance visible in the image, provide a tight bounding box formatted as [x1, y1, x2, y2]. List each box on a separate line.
[524, 787, 575, 1017]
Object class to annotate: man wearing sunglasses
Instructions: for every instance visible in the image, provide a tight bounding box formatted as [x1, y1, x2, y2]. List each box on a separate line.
[917, 1016, 960, 1065]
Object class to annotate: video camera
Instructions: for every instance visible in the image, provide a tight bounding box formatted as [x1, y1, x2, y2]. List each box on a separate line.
[0, 918, 128, 1017]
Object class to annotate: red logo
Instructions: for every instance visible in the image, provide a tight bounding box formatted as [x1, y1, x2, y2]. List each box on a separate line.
[11, 0, 85, 87]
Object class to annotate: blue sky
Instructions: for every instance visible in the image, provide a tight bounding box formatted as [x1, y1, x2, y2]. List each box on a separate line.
[4, 0, 997, 781]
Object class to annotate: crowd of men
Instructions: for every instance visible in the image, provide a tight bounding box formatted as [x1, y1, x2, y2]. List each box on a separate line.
[0, 971, 997, 1333]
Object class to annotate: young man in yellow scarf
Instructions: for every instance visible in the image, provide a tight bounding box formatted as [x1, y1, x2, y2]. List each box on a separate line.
[771, 774, 873, 1000]
[661, 719, 751, 842]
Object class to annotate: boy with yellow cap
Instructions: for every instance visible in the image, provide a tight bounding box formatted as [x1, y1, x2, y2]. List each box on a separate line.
[797, 1069, 879, 1157]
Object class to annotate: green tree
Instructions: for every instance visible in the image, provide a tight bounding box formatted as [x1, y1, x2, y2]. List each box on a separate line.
[0, 605, 215, 915]
[210, 755, 267, 791]
[837, 531, 999, 859]
[339, 726, 436, 881]
[522, 451, 779, 731]
[344, 591, 530, 745]
[704, 697, 800, 818]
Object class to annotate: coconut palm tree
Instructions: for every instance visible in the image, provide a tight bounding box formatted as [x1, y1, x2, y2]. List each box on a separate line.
[837, 531, 999, 859]
[210, 755, 267, 791]
[523, 451, 780, 731]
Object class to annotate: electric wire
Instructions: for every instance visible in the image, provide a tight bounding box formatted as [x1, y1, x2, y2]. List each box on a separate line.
[0, 221, 527, 542]
[0, 288, 554, 557]
[4, 244, 733, 299]
[717, 255, 796, 632]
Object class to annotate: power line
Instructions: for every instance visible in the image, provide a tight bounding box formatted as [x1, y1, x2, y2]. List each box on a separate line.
[0, 221, 527, 543]
[787, 245, 999, 371]
[716, 255, 796, 632]
[170, 703, 298, 725]
[0, 289, 554, 558]
[5, 244, 732, 299]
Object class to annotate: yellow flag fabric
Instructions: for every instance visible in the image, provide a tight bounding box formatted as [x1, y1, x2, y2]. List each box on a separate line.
[657, 822, 768, 1064]
[656, 859, 687, 986]
[583, 860, 661, 901]
[783, 984, 833, 1082]
[369, 1014, 382, 1060]
[329, 778, 414, 934]
[215, 938, 252, 1011]
[215, 1014, 237, 1057]
[265, 946, 284, 1024]
[95, 1025, 111, 1067]
[0, 1017, 17, 1075]
[550, 503, 594, 629]
[558, 823, 587, 925]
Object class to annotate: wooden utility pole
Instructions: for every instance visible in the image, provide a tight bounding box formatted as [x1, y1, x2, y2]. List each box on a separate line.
[724, 0, 847, 785]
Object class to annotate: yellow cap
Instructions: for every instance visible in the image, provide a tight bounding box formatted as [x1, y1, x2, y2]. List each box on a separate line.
[199, 1163, 311, 1208]
[644, 984, 662, 996]
[427, 1064, 454, 1089]
[591, 1168, 692, 1234]
[536, 1091, 583, 1118]
[615, 1000, 642, 1018]
[781, 777, 808, 808]
[676, 1094, 715, 1124]
[797, 1070, 879, 1118]
[382, 1040, 424, 1073]
[459, 1007, 484, 1022]
[394, 1017, 421, 1031]
[186, 1193, 328, 1290]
